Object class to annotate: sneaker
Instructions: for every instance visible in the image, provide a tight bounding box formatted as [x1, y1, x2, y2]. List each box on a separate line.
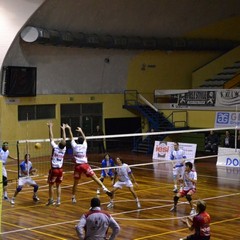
[10, 198, 15, 205]
[3, 196, 9, 201]
[33, 196, 40, 202]
[46, 199, 55, 206]
[170, 206, 177, 212]
[96, 189, 100, 195]
[107, 202, 114, 208]
[173, 188, 178, 193]
[190, 208, 196, 216]
[72, 197, 77, 204]
[137, 201, 141, 209]
[56, 201, 61, 206]
[103, 187, 113, 197]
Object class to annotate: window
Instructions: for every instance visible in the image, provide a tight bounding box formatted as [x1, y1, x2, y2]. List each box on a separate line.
[18, 104, 55, 121]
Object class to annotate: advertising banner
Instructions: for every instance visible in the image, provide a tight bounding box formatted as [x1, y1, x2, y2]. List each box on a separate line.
[215, 111, 240, 128]
[217, 147, 240, 167]
[152, 141, 197, 163]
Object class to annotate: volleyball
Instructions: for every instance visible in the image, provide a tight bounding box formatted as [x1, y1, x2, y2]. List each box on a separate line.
[35, 142, 41, 149]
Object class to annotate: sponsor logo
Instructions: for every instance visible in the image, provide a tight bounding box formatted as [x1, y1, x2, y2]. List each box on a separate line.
[226, 158, 240, 167]
[155, 142, 169, 158]
[216, 112, 229, 124]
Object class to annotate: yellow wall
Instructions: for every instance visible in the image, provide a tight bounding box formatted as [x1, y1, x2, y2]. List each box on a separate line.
[127, 50, 220, 100]
[161, 110, 216, 129]
[0, 94, 135, 143]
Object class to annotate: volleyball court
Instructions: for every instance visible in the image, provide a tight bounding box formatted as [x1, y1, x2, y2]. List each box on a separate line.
[1, 126, 240, 239]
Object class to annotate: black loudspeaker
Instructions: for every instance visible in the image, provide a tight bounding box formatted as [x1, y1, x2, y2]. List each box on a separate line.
[2, 66, 37, 97]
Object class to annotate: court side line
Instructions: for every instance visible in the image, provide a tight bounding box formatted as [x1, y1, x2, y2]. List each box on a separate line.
[133, 216, 240, 240]
[1, 221, 67, 239]
[1, 192, 239, 236]
[112, 192, 240, 219]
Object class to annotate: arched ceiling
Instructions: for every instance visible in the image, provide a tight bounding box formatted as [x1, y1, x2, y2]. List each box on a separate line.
[26, 0, 240, 40]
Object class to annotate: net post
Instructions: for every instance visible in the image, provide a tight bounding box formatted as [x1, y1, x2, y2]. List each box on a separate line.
[0, 161, 2, 233]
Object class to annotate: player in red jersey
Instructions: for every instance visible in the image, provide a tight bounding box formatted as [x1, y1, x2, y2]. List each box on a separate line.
[180, 199, 211, 240]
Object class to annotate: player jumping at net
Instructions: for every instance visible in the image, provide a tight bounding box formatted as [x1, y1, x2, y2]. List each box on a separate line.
[170, 142, 186, 193]
[107, 157, 141, 209]
[170, 161, 197, 216]
[65, 124, 112, 204]
[10, 153, 39, 205]
[96, 153, 115, 195]
[46, 122, 67, 206]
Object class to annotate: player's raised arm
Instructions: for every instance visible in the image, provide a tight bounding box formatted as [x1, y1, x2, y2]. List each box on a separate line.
[47, 122, 54, 141]
[76, 127, 86, 141]
[65, 124, 74, 140]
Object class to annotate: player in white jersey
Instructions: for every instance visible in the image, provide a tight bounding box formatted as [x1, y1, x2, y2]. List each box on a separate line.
[76, 197, 120, 240]
[0, 142, 17, 200]
[65, 125, 112, 203]
[10, 153, 39, 205]
[170, 161, 197, 216]
[107, 157, 141, 209]
[170, 142, 186, 193]
[46, 122, 67, 206]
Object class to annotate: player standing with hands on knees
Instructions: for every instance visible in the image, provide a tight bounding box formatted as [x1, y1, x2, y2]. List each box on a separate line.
[10, 153, 39, 205]
[170, 142, 186, 193]
[96, 153, 115, 195]
[107, 157, 141, 209]
[65, 124, 112, 204]
[46, 122, 67, 206]
[170, 161, 197, 216]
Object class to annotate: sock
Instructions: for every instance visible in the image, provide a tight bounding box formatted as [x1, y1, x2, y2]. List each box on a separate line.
[4, 191, 8, 197]
[135, 198, 139, 202]
[57, 197, 60, 202]
[174, 185, 177, 189]
[72, 195, 76, 199]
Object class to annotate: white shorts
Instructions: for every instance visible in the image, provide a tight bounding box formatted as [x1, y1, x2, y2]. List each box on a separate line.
[173, 166, 184, 177]
[18, 176, 37, 186]
[113, 180, 133, 189]
[2, 166, 7, 178]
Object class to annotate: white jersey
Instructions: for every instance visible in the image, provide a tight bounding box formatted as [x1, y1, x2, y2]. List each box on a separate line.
[18, 160, 37, 186]
[116, 163, 132, 182]
[76, 206, 120, 240]
[19, 160, 33, 177]
[0, 149, 10, 177]
[0, 149, 9, 165]
[170, 149, 186, 168]
[71, 139, 88, 164]
[50, 141, 66, 168]
[183, 170, 197, 191]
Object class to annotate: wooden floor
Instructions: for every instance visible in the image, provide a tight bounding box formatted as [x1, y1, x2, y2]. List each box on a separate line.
[1, 151, 240, 240]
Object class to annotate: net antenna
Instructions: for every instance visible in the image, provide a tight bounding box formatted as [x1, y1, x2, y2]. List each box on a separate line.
[26, 113, 29, 155]
[234, 105, 239, 152]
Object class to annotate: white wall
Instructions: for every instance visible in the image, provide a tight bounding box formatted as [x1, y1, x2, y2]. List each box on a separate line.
[0, 0, 44, 70]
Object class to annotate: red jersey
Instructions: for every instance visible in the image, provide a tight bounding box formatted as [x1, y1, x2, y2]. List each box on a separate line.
[192, 211, 211, 237]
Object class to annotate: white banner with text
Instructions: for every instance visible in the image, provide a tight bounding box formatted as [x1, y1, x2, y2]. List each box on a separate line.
[152, 141, 197, 163]
[217, 147, 240, 167]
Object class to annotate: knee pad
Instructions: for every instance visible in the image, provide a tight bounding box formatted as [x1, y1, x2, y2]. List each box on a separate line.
[100, 177, 104, 182]
[186, 194, 192, 202]
[174, 196, 179, 204]
[17, 186, 23, 193]
[33, 185, 38, 192]
[3, 176, 8, 187]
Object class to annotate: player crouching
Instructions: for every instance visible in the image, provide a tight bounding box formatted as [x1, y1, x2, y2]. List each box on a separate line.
[10, 153, 39, 205]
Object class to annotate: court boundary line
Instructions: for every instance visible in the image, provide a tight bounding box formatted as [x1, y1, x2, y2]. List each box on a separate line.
[1, 192, 239, 236]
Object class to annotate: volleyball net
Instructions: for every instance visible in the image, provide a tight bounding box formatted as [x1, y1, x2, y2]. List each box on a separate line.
[9, 126, 238, 182]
